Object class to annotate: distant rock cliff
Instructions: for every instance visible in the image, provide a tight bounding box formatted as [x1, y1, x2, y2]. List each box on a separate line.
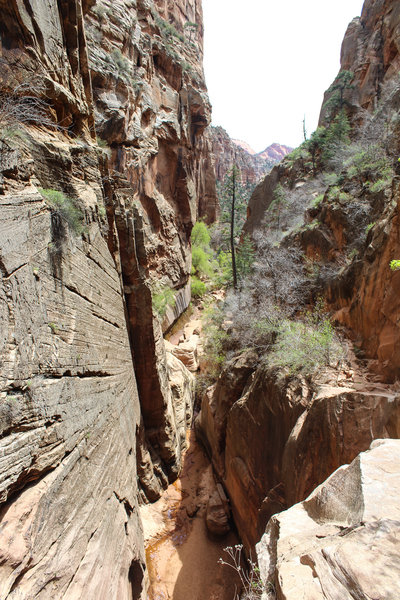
[210, 126, 291, 184]
[0, 0, 215, 597]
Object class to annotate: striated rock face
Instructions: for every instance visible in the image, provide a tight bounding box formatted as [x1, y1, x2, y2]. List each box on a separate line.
[197, 359, 400, 551]
[210, 126, 289, 185]
[257, 439, 400, 600]
[0, 0, 213, 597]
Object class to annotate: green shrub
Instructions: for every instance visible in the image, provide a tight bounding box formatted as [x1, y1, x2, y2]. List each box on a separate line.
[267, 315, 342, 374]
[311, 193, 324, 208]
[192, 246, 214, 278]
[191, 221, 218, 287]
[201, 304, 228, 375]
[110, 48, 131, 76]
[191, 276, 206, 298]
[152, 284, 176, 318]
[191, 221, 211, 249]
[365, 222, 375, 234]
[368, 178, 392, 193]
[345, 145, 393, 185]
[390, 259, 400, 271]
[39, 188, 84, 234]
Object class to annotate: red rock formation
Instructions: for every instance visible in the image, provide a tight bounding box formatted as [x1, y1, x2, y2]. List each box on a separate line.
[257, 143, 292, 163]
[0, 0, 215, 596]
[197, 359, 400, 551]
[210, 126, 284, 185]
[245, 0, 400, 378]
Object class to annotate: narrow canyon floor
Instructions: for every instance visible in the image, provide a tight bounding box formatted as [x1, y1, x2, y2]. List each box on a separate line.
[140, 429, 240, 600]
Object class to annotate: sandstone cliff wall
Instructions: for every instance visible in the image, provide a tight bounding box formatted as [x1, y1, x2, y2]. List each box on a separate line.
[0, 0, 214, 597]
[244, 0, 400, 377]
[198, 0, 400, 560]
[257, 439, 400, 599]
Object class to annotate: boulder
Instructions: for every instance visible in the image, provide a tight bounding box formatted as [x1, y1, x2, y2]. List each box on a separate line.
[257, 439, 400, 600]
[205, 483, 231, 537]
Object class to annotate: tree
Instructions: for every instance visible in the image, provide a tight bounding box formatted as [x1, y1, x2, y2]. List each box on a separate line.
[217, 165, 254, 289]
[269, 183, 288, 227]
[323, 70, 354, 120]
[305, 127, 327, 174]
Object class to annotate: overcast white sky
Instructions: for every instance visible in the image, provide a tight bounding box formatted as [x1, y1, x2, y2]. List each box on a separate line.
[202, 0, 365, 152]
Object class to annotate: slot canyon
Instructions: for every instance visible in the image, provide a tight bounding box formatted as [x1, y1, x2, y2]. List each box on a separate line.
[0, 0, 400, 599]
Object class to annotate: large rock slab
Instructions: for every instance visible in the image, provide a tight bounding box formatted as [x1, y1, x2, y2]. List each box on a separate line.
[257, 439, 400, 600]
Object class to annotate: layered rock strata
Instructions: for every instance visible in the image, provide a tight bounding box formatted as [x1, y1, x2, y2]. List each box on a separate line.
[0, 0, 214, 596]
[257, 439, 400, 599]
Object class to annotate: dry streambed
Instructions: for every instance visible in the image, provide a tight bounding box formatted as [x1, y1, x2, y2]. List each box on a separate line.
[140, 431, 239, 599]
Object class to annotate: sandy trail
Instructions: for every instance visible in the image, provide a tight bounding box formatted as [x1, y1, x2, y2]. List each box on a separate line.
[140, 430, 240, 600]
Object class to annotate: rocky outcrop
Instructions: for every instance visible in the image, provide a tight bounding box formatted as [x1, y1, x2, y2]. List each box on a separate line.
[210, 126, 282, 185]
[0, 0, 213, 597]
[320, 0, 400, 143]
[257, 143, 292, 163]
[197, 358, 400, 551]
[257, 439, 400, 600]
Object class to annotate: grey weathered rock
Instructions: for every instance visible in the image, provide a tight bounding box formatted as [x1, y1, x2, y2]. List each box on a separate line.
[257, 439, 400, 600]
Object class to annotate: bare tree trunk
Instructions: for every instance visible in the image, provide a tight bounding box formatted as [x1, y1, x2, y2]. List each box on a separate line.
[231, 166, 238, 290]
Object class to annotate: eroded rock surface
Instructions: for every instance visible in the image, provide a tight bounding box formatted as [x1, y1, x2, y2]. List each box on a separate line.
[0, 0, 213, 596]
[257, 439, 400, 600]
[197, 359, 400, 550]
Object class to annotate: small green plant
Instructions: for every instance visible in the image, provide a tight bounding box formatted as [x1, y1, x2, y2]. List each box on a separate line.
[96, 136, 108, 148]
[48, 322, 58, 334]
[368, 178, 392, 193]
[110, 48, 131, 76]
[311, 193, 324, 208]
[348, 248, 359, 259]
[366, 222, 375, 234]
[327, 185, 341, 201]
[39, 188, 85, 235]
[390, 259, 400, 271]
[344, 145, 393, 186]
[191, 275, 206, 298]
[152, 284, 176, 318]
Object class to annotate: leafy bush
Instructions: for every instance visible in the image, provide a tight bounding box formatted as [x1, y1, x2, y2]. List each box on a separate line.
[110, 48, 131, 76]
[191, 276, 206, 298]
[39, 188, 84, 234]
[368, 178, 392, 193]
[344, 144, 393, 185]
[267, 315, 343, 374]
[390, 259, 400, 271]
[201, 303, 229, 377]
[365, 222, 375, 234]
[152, 284, 176, 318]
[311, 193, 324, 208]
